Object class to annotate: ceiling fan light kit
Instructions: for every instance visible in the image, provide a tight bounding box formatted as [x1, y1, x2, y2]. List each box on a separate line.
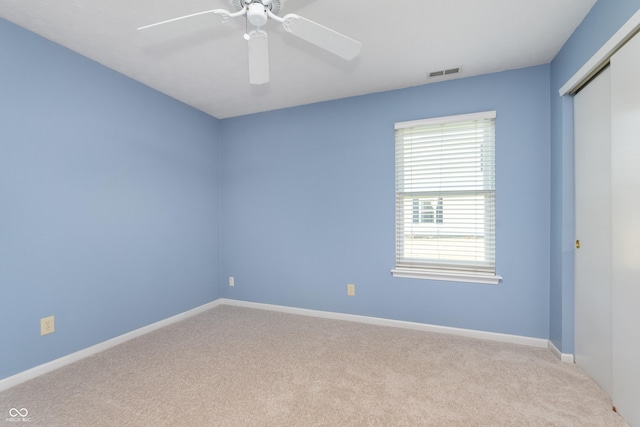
[138, 0, 362, 85]
[247, 2, 268, 27]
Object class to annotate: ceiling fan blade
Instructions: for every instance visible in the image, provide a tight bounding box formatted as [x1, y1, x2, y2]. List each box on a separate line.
[247, 30, 270, 85]
[137, 9, 236, 38]
[281, 14, 362, 61]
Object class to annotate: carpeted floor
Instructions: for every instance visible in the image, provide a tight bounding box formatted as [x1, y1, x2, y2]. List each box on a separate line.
[0, 305, 629, 426]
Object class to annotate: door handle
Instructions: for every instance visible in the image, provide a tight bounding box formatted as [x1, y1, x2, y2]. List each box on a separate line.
[576, 239, 581, 249]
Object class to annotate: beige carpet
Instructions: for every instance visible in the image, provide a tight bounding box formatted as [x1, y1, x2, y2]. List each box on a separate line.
[0, 305, 629, 426]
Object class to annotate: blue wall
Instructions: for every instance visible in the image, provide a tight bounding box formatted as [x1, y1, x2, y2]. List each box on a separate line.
[0, 19, 221, 380]
[548, 1, 640, 354]
[220, 65, 551, 339]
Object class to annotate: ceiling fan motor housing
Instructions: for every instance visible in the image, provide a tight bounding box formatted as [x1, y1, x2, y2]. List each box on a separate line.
[228, 0, 284, 15]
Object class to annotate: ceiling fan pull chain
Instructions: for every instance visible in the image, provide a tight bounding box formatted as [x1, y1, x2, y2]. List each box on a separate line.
[244, 17, 251, 40]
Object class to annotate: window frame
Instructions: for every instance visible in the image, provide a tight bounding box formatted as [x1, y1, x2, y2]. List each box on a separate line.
[391, 111, 502, 285]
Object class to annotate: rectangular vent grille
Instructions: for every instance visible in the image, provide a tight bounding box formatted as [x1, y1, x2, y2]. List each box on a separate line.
[428, 67, 461, 78]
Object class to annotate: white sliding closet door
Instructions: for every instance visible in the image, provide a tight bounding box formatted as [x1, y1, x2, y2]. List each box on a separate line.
[610, 31, 640, 427]
[574, 66, 612, 397]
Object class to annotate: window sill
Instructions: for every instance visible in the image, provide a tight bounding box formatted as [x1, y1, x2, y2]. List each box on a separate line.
[391, 269, 502, 285]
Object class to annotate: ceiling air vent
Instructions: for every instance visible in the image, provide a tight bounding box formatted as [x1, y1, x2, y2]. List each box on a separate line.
[428, 67, 461, 78]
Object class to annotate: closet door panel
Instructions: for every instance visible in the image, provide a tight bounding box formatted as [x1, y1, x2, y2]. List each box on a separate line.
[574, 67, 612, 397]
[611, 31, 640, 427]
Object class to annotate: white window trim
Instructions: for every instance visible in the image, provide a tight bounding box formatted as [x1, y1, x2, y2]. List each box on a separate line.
[393, 110, 501, 285]
[391, 268, 502, 285]
[395, 110, 496, 129]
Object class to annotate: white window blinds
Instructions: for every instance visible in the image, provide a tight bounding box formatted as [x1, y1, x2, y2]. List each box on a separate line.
[392, 111, 500, 284]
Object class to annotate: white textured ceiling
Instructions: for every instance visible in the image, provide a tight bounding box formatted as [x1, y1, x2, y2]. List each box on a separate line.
[1, 0, 596, 119]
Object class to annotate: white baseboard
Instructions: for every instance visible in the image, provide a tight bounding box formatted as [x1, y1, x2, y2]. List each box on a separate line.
[1, 297, 569, 392]
[548, 339, 575, 363]
[218, 298, 550, 349]
[0, 299, 224, 392]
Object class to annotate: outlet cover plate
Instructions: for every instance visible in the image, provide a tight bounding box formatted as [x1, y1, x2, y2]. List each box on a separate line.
[347, 283, 355, 296]
[40, 316, 55, 336]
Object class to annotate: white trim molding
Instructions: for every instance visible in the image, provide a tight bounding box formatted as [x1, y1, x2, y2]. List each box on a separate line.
[391, 268, 502, 285]
[560, 9, 640, 96]
[219, 299, 547, 348]
[395, 110, 496, 129]
[548, 340, 575, 363]
[0, 299, 224, 392]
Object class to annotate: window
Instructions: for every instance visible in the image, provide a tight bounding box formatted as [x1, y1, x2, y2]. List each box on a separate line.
[412, 197, 443, 224]
[392, 111, 501, 284]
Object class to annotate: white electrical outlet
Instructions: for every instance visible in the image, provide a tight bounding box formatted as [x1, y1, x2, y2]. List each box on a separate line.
[229, 276, 235, 287]
[40, 316, 55, 336]
[347, 283, 355, 296]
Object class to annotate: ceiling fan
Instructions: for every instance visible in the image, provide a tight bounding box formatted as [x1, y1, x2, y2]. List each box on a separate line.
[138, 0, 362, 85]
